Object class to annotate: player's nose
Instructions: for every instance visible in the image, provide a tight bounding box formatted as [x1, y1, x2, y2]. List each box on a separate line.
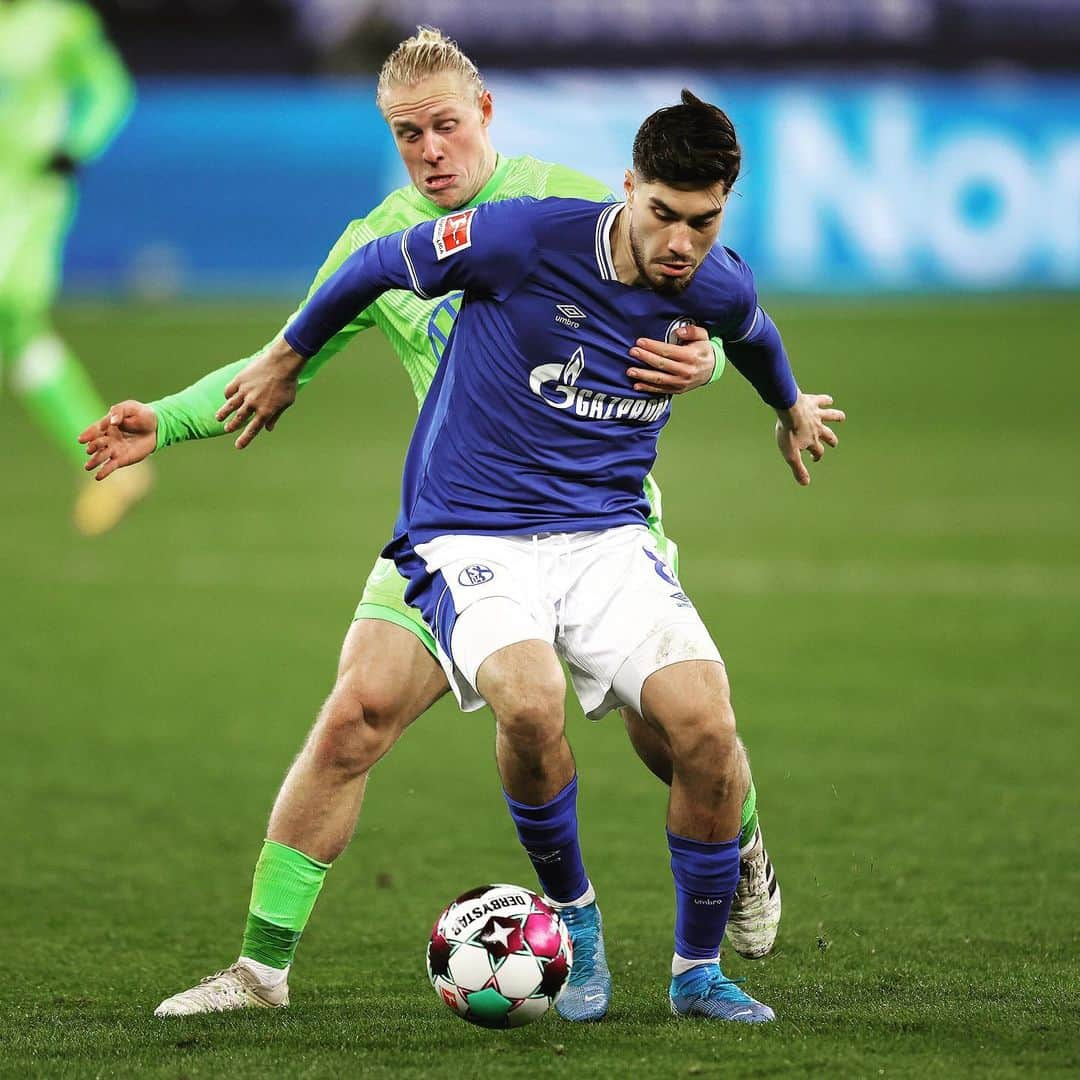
[422, 132, 445, 162]
[667, 227, 694, 258]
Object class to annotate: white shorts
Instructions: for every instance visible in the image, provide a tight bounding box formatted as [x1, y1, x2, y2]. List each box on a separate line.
[412, 525, 722, 719]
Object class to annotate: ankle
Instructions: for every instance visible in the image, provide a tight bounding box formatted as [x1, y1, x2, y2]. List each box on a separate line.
[238, 956, 289, 987]
[544, 881, 596, 910]
[672, 954, 719, 977]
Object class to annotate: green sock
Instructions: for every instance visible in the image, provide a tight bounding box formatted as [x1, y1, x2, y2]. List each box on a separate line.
[12, 335, 107, 467]
[241, 840, 331, 970]
[739, 779, 759, 849]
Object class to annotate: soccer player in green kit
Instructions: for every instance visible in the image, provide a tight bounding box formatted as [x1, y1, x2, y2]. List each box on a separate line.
[0, 0, 151, 534]
[81, 27, 781, 1018]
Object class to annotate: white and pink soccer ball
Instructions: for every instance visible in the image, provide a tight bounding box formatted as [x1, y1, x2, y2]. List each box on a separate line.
[427, 883, 573, 1028]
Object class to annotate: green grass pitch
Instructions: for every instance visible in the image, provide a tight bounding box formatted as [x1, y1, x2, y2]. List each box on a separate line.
[1, 296, 1077, 1077]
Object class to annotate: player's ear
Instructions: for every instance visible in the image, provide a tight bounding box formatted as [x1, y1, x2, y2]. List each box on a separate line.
[623, 170, 635, 202]
[479, 89, 494, 127]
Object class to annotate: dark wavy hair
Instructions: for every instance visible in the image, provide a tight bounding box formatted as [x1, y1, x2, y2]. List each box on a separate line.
[632, 89, 741, 193]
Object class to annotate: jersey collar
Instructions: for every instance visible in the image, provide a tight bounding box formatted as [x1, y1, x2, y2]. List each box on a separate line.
[594, 202, 624, 281]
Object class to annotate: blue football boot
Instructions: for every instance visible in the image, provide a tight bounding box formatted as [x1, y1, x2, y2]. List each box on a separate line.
[669, 964, 775, 1023]
[554, 902, 611, 1021]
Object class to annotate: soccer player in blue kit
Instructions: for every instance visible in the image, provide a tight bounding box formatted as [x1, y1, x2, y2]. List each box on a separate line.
[219, 91, 845, 1022]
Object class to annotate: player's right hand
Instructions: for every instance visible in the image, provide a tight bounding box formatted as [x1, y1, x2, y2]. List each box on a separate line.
[79, 401, 158, 480]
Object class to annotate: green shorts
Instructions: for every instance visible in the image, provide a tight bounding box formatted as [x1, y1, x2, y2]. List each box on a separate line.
[354, 555, 439, 658]
[354, 476, 679, 659]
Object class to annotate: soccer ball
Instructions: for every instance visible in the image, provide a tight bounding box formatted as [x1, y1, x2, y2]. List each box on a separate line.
[427, 883, 573, 1028]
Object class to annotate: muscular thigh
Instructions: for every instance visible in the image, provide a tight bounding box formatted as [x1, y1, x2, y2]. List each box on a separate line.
[475, 638, 565, 718]
[336, 615, 449, 728]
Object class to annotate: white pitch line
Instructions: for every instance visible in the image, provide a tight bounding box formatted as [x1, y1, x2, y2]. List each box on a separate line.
[684, 558, 1080, 601]
[13, 554, 1079, 602]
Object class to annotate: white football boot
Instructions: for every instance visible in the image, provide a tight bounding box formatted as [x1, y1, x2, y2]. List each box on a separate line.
[725, 825, 781, 960]
[153, 960, 289, 1016]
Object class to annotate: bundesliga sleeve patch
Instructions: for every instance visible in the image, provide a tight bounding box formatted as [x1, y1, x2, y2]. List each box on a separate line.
[434, 209, 477, 260]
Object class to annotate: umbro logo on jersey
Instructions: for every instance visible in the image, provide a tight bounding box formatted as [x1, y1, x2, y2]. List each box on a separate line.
[434, 209, 477, 260]
[555, 303, 587, 329]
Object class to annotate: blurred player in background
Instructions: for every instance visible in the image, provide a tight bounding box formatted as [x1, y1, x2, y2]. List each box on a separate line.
[81, 28, 780, 1019]
[0, 0, 150, 534]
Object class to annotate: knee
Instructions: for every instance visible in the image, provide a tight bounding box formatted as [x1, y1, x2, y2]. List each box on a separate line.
[494, 672, 566, 746]
[663, 682, 739, 771]
[477, 643, 566, 745]
[676, 710, 737, 768]
[307, 671, 409, 778]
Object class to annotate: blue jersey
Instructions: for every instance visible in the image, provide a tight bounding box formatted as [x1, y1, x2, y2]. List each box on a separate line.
[285, 197, 796, 547]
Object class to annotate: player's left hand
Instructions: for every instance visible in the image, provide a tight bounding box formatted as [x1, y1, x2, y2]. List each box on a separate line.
[774, 392, 846, 486]
[626, 324, 717, 394]
[217, 337, 307, 449]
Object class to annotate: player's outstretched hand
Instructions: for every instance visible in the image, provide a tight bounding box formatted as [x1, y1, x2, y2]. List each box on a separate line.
[774, 393, 846, 486]
[217, 337, 306, 450]
[627, 324, 716, 394]
[79, 401, 158, 480]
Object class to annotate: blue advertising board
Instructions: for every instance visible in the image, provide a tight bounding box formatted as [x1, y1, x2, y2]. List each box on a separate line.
[70, 79, 394, 295]
[66, 74, 1080, 296]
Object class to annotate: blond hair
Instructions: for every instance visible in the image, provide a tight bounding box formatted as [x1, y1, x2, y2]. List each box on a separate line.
[376, 26, 485, 113]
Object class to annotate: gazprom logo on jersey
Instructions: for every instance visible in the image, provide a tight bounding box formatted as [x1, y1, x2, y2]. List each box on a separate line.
[529, 347, 670, 423]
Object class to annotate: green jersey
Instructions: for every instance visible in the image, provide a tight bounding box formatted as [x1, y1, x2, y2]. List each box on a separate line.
[0, 0, 133, 181]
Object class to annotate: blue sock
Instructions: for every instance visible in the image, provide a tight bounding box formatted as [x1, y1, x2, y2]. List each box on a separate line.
[668, 829, 741, 959]
[504, 776, 589, 904]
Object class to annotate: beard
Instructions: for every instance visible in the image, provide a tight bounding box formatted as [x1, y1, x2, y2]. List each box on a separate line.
[628, 222, 700, 295]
